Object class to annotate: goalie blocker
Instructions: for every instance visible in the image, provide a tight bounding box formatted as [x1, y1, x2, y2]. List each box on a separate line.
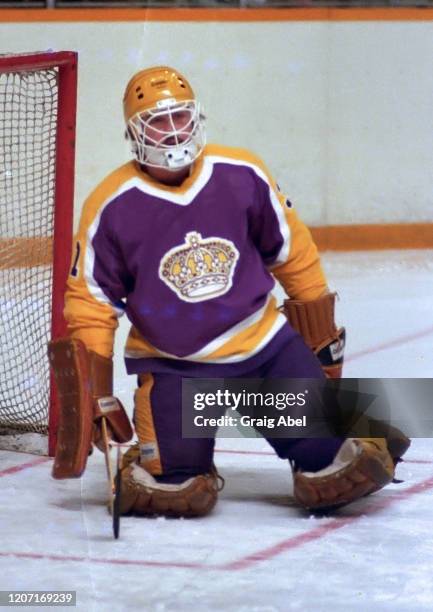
[282, 292, 345, 378]
[48, 338, 133, 479]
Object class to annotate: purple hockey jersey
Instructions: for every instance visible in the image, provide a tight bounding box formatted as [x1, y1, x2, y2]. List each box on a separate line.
[64, 144, 327, 372]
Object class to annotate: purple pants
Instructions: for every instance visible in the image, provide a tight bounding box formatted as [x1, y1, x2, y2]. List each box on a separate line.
[135, 327, 343, 483]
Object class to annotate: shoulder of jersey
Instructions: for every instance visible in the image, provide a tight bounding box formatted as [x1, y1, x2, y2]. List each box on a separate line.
[84, 161, 141, 209]
[204, 143, 267, 174]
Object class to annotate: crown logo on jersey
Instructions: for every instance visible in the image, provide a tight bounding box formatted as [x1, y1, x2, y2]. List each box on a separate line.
[159, 232, 240, 303]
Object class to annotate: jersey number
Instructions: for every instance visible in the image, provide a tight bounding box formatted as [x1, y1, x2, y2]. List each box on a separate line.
[70, 241, 81, 278]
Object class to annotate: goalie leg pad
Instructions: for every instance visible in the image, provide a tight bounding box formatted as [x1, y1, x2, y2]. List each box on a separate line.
[118, 461, 221, 518]
[293, 438, 395, 511]
[367, 420, 411, 464]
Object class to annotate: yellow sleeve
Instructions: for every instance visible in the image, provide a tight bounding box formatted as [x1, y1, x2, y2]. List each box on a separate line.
[271, 207, 328, 301]
[64, 265, 119, 359]
[220, 146, 327, 301]
[64, 163, 136, 358]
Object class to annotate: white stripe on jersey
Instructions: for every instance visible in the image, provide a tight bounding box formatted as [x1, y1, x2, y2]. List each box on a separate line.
[124, 297, 287, 364]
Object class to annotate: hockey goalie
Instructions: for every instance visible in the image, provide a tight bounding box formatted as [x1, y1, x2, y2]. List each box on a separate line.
[49, 66, 410, 518]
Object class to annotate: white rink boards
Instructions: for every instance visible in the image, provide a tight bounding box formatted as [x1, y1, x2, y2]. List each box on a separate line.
[1, 19, 433, 228]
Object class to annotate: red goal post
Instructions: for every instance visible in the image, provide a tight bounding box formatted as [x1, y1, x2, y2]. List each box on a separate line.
[0, 51, 77, 456]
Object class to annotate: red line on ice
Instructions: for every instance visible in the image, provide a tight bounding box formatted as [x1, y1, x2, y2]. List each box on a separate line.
[346, 325, 433, 362]
[222, 473, 433, 570]
[0, 457, 50, 478]
[2, 473, 433, 572]
[222, 518, 356, 570]
[0, 551, 204, 570]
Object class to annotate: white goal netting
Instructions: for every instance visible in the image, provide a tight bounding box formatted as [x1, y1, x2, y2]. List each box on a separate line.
[0, 65, 59, 453]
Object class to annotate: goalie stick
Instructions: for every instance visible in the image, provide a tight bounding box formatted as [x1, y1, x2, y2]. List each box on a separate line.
[100, 417, 122, 539]
[113, 447, 122, 539]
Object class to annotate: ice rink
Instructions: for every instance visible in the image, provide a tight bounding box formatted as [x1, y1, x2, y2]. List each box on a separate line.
[1, 250, 433, 611]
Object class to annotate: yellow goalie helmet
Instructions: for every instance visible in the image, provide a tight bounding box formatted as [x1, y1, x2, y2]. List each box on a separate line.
[123, 66, 206, 170]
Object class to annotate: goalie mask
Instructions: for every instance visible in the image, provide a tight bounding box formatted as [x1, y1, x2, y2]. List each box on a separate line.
[123, 66, 206, 170]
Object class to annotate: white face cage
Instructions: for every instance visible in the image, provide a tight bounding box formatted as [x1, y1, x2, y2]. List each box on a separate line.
[127, 99, 206, 170]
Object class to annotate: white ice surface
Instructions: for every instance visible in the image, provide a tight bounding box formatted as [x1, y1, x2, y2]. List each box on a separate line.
[1, 250, 433, 611]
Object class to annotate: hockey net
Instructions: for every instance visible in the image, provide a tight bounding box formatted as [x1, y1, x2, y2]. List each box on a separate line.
[0, 52, 77, 455]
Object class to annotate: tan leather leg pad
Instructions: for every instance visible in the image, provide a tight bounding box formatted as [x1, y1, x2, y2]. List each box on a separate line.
[119, 464, 219, 518]
[294, 438, 395, 511]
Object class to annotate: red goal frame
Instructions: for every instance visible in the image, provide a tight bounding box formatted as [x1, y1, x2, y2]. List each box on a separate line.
[0, 51, 77, 456]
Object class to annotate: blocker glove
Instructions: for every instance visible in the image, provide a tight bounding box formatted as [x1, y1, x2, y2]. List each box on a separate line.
[282, 292, 346, 378]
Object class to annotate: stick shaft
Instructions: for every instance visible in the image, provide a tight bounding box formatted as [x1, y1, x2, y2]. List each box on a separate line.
[101, 417, 114, 514]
